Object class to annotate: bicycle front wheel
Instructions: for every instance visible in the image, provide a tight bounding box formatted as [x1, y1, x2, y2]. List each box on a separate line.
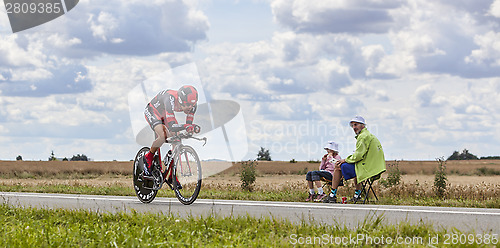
[172, 145, 202, 205]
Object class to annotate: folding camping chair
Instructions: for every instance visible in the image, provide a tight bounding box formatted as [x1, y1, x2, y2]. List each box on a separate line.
[320, 175, 343, 191]
[359, 172, 384, 204]
[319, 175, 344, 203]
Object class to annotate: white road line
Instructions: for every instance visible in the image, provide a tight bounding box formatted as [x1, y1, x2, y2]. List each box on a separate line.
[193, 200, 500, 216]
[2, 192, 499, 216]
[1, 192, 138, 203]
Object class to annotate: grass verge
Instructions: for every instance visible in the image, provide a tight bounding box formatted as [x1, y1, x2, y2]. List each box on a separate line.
[1, 204, 497, 247]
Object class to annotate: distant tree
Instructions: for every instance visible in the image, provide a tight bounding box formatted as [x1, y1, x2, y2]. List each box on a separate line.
[447, 149, 478, 160]
[62, 157, 69, 161]
[48, 151, 57, 161]
[447, 151, 460, 160]
[480, 156, 500, 160]
[16, 155, 22, 161]
[70, 154, 88, 161]
[257, 147, 271, 161]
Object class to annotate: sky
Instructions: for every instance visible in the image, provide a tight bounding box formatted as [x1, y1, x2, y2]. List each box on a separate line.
[0, 0, 499, 161]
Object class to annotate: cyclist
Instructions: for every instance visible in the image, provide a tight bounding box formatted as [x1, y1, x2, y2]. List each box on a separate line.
[142, 85, 201, 183]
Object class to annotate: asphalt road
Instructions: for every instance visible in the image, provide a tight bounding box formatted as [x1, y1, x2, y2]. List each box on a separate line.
[1, 192, 498, 233]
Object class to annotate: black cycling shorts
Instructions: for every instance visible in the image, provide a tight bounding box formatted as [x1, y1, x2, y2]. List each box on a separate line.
[144, 103, 164, 129]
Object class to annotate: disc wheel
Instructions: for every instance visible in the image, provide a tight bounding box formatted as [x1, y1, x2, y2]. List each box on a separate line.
[173, 146, 202, 205]
[133, 147, 158, 203]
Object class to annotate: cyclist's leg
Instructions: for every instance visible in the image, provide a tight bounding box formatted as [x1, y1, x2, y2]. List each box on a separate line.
[144, 105, 166, 167]
[151, 124, 168, 152]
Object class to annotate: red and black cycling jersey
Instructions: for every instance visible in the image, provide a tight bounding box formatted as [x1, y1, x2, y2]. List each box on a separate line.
[144, 89, 197, 132]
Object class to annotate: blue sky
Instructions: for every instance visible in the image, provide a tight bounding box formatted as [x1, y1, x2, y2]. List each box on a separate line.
[0, 0, 499, 161]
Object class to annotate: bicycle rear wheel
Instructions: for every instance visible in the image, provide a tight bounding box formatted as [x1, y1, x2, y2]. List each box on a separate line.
[133, 147, 158, 203]
[172, 145, 202, 205]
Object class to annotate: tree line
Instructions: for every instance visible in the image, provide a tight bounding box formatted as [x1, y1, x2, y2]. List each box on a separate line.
[16, 151, 89, 161]
[447, 149, 499, 160]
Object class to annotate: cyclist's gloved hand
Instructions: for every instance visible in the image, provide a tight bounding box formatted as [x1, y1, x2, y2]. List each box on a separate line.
[183, 124, 201, 133]
[193, 124, 201, 133]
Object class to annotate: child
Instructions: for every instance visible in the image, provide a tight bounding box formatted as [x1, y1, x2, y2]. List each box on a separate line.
[305, 141, 341, 202]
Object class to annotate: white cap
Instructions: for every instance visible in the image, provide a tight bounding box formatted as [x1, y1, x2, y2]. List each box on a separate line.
[350, 115, 366, 125]
[324, 141, 339, 152]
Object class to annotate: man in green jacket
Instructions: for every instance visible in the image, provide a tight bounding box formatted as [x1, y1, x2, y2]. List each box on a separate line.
[328, 116, 386, 203]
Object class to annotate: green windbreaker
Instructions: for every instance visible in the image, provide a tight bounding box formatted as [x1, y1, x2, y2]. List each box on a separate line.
[345, 128, 386, 183]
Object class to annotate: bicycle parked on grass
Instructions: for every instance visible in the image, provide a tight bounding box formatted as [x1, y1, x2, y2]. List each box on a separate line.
[133, 131, 207, 205]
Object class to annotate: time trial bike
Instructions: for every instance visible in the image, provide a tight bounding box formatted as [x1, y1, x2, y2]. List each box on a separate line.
[133, 131, 206, 205]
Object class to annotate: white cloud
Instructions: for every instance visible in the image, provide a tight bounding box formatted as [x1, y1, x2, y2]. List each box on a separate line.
[85, 57, 177, 112]
[367, 0, 500, 78]
[375, 90, 389, 101]
[0, 95, 110, 126]
[271, 0, 400, 34]
[465, 31, 500, 66]
[0, 35, 46, 67]
[268, 0, 500, 79]
[0, 64, 92, 96]
[375, 51, 416, 76]
[111, 38, 124, 44]
[88, 11, 119, 42]
[315, 59, 352, 88]
[308, 92, 365, 117]
[10, 68, 53, 81]
[0, 0, 209, 98]
[488, 0, 500, 18]
[45, 34, 82, 48]
[362, 44, 386, 76]
[414, 84, 446, 107]
[4, 0, 209, 59]
[465, 105, 488, 115]
[199, 31, 365, 102]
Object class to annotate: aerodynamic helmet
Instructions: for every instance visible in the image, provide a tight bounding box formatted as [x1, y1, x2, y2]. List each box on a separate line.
[178, 85, 198, 107]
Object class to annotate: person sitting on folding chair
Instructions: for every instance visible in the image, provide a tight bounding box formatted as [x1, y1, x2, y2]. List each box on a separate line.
[304, 141, 341, 202]
[332, 116, 386, 203]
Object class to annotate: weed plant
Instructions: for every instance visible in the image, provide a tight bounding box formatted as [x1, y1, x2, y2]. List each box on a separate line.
[240, 160, 257, 191]
[380, 161, 401, 188]
[434, 157, 448, 198]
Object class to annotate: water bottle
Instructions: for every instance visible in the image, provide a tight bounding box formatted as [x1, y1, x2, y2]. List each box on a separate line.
[166, 150, 173, 169]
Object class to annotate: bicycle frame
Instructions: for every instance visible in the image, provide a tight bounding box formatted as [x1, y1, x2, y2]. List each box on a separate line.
[156, 131, 206, 190]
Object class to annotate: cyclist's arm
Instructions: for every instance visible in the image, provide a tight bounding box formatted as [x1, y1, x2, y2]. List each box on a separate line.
[185, 104, 197, 124]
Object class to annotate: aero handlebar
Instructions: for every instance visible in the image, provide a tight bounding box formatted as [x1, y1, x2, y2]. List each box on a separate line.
[166, 130, 207, 146]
